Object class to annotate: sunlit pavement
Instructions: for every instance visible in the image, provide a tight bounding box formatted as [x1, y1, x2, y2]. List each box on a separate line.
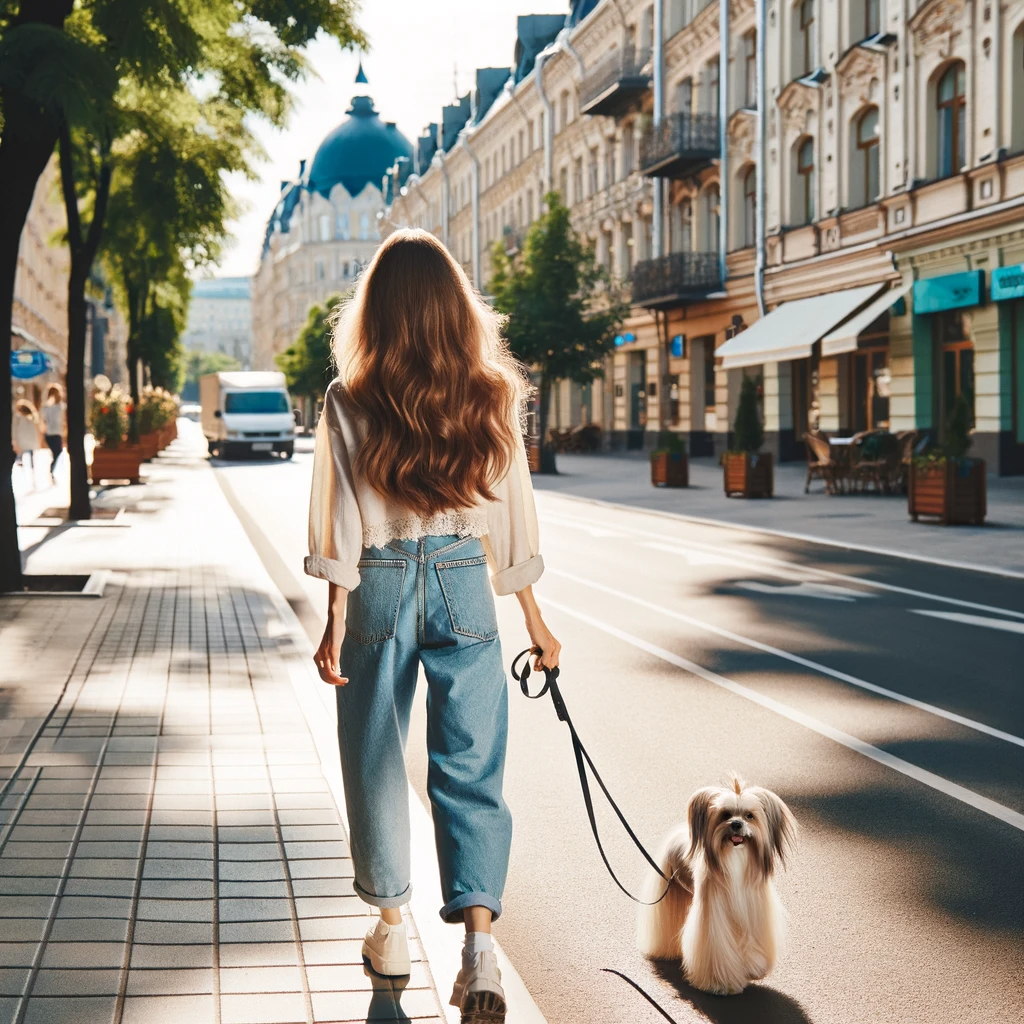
[215, 431, 1024, 1024]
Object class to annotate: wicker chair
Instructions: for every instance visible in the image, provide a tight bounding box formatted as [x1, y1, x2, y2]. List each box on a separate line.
[804, 432, 837, 494]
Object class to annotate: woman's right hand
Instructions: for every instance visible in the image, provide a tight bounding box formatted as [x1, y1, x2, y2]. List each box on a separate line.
[515, 584, 560, 671]
[314, 583, 349, 686]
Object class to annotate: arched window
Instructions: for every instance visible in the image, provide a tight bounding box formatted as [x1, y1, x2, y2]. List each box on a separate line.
[743, 167, 756, 247]
[798, 0, 816, 78]
[701, 186, 721, 252]
[936, 62, 966, 178]
[1012, 25, 1024, 153]
[853, 107, 880, 206]
[743, 31, 757, 109]
[796, 137, 815, 224]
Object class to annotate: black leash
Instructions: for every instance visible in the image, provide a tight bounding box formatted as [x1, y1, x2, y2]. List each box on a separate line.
[511, 648, 684, 905]
[600, 970, 682, 1023]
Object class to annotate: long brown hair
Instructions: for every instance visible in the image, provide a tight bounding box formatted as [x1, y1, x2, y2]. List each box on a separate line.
[332, 228, 529, 518]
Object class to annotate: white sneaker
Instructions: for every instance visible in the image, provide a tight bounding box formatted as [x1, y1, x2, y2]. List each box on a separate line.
[361, 919, 411, 976]
[450, 950, 506, 1023]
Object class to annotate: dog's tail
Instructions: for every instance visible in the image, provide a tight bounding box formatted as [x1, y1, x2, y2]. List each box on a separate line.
[636, 825, 693, 960]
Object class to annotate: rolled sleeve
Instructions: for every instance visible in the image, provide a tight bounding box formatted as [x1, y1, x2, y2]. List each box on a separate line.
[483, 430, 543, 595]
[305, 387, 364, 591]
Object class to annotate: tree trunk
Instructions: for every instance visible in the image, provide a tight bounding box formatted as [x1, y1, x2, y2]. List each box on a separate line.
[65, 277, 91, 519]
[537, 373, 558, 475]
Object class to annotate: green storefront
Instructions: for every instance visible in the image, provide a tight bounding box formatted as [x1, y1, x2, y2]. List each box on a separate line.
[992, 264, 1024, 475]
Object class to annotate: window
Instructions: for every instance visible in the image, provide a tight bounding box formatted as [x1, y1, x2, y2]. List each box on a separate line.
[853, 107, 880, 207]
[559, 165, 569, 199]
[588, 147, 600, 194]
[700, 186, 720, 251]
[865, 0, 880, 38]
[527, 189, 534, 222]
[319, 214, 331, 241]
[518, 130, 524, 164]
[359, 211, 370, 240]
[559, 90, 570, 132]
[743, 166, 756, 247]
[573, 158, 584, 204]
[676, 77, 693, 114]
[796, 137, 815, 224]
[528, 121, 535, 153]
[669, 200, 691, 253]
[604, 142, 616, 188]
[622, 124, 634, 176]
[315, 260, 325, 280]
[936, 62, 966, 178]
[743, 32, 757, 109]
[703, 59, 719, 114]
[798, 0, 816, 78]
[935, 312, 974, 432]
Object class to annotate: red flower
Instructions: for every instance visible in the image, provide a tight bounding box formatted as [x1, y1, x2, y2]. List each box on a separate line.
[101, 406, 109, 414]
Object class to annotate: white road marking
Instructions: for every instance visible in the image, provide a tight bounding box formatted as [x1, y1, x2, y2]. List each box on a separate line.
[734, 581, 876, 602]
[538, 504, 1024, 621]
[537, 490, 1024, 580]
[909, 610, 1024, 636]
[547, 567, 1024, 750]
[540, 596, 1024, 834]
[539, 512, 627, 538]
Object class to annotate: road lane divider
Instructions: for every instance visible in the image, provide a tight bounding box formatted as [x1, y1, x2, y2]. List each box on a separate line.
[547, 567, 1024, 750]
[539, 595, 1024, 834]
[909, 610, 1024, 635]
[538, 505, 1024, 621]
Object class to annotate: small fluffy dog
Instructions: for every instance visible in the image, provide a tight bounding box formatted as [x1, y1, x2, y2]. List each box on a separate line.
[636, 775, 797, 995]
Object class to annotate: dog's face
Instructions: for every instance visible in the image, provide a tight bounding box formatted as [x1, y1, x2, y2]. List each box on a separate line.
[686, 775, 796, 878]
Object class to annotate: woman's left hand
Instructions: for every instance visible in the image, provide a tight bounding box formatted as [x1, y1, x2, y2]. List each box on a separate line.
[314, 614, 348, 686]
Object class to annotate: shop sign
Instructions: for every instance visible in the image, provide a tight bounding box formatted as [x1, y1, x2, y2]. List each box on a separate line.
[991, 263, 1024, 302]
[10, 348, 51, 380]
[913, 270, 984, 314]
[670, 335, 685, 358]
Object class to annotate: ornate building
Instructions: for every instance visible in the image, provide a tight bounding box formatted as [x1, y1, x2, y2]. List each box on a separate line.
[183, 278, 253, 368]
[251, 70, 413, 370]
[386, 0, 1024, 475]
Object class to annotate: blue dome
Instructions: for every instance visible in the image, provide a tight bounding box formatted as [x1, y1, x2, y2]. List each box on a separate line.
[307, 94, 413, 199]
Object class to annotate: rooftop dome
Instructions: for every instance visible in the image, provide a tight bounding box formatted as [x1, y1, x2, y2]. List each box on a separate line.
[307, 85, 413, 199]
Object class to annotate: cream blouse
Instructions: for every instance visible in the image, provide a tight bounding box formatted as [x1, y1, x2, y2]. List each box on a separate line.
[304, 380, 544, 596]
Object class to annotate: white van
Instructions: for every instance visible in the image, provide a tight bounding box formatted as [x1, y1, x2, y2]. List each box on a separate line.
[200, 371, 295, 459]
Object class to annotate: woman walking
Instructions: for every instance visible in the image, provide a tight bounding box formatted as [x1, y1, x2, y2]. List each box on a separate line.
[305, 229, 559, 1023]
[42, 384, 66, 483]
[12, 398, 43, 488]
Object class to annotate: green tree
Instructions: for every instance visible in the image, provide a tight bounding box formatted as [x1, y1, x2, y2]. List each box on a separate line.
[732, 375, 764, 454]
[0, 0, 364, 592]
[182, 351, 240, 403]
[489, 192, 627, 473]
[276, 295, 341, 418]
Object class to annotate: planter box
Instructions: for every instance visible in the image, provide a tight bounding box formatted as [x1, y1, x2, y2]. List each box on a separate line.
[90, 444, 143, 485]
[723, 451, 773, 498]
[527, 442, 541, 473]
[651, 451, 688, 487]
[139, 431, 160, 460]
[909, 458, 986, 525]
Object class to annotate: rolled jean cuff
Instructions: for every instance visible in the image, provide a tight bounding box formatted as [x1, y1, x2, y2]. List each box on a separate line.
[439, 891, 502, 924]
[353, 879, 412, 909]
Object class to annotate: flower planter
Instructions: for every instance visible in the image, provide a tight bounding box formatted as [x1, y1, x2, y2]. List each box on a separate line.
[909, 458, 986, 525]
[651, 451, 688, 487]
[157, 423, 173, 450]
[527, 442, 541, 473]
[138, 431, 160, 460]
[90, 444, 143, 485]
[169, 418, 178, 441]
[723, 451, 773, 498]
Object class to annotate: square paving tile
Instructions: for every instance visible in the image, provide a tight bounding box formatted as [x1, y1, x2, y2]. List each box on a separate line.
[22, 995, 117, 1024]
[0, 967, 30, 997]
[129, 945, 213, 970]
[220, 991, 308, 1024]
[120, 994, 215, 1024]
[218, 965, 303, 994]
[217, 943, 298, 968]
[125, 968, 213, 996]
[31, 969, 122, 996]
[311, 989, 398, 1022]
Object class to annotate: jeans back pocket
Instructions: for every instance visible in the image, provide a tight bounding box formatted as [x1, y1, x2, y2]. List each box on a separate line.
[348, 559, 406, 644]
[435, 555, 499, 640]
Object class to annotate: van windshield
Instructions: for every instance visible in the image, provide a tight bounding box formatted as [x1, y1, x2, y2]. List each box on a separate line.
[224, 391, 289, 414]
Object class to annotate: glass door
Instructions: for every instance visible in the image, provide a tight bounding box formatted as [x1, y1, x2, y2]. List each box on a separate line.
[934, 311, 974, 433]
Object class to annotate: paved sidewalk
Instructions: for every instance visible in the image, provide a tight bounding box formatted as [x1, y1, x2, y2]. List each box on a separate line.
[2, 434, 445, 1023]
[533, 452, 1024, 575]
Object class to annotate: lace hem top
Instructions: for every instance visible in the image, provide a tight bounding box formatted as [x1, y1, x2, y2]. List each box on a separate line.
[304, 380, 543, 596]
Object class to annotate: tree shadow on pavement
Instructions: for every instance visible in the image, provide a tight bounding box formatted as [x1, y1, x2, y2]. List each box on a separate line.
[651, 960, 815, 1024]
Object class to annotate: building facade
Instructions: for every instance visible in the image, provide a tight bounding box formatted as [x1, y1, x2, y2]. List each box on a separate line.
[386, 0, 1024, 474]
[11, 155, 69, 406]
[251, 76, 413, 371]
[183, 277, 253, 368]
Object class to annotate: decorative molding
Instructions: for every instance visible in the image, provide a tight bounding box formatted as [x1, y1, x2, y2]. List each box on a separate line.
[727, 110, 756, 164]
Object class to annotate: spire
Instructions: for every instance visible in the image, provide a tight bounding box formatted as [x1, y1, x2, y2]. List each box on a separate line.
[355, 60, 368, 85]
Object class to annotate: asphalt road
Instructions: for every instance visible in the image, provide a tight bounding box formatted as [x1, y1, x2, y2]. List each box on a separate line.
[212, 438, 1024, 1024]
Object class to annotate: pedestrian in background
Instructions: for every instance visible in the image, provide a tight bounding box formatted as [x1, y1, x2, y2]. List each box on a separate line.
[306, 228, 560, 1024]
[12, 398, 43, 487]
[42, 384, 66, 483]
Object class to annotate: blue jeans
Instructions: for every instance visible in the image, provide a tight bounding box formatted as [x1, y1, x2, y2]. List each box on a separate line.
[337, 535, 512, 923]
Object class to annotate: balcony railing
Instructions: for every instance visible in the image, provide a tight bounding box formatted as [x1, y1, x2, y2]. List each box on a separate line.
[630, 251, 722, 308]
[639, 113, 719, 178]
[579, 45, 651, 118]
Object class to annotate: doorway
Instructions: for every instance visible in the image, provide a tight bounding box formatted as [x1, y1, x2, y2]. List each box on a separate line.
[628, 350, 646, 446]
[934, 311, 974, 434]
[792, 358, 811, 440]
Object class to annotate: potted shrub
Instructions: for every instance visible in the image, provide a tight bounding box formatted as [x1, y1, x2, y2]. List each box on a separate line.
[90, 384, 143, 485]
[723, 375, 773, 498]
[138, 386, 176, 458]
[908, 395, 986, 525]
[651, 431, 688, 487]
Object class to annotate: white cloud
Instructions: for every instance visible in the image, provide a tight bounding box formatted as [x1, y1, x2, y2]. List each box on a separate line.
[215, 0, 557, 278]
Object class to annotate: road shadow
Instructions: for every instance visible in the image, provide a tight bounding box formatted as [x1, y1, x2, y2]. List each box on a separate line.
[650, 960, 815, 1024]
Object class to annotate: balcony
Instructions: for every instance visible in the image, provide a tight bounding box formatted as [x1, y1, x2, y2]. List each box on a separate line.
[579, 45, 651, 118]
[639, 113, 719, 178]
[630, 252, 721, 308]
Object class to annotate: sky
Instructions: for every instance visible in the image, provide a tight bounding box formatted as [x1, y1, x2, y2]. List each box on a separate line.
[215, 1, 570, 279]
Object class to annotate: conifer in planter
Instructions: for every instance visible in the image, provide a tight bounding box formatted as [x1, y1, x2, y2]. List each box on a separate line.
[909, 395, 986, 525]
[723, 376, 773, 498]
[651, 431, 688, 487]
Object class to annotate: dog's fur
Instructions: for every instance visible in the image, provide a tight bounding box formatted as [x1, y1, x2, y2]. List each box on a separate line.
[636, 775, 797, 995]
